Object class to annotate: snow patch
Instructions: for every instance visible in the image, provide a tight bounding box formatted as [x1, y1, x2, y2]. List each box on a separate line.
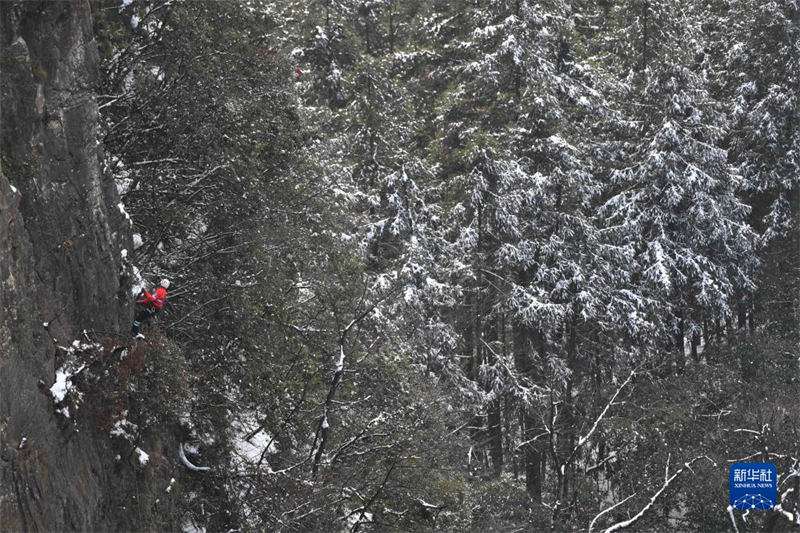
[231, 415, 278, 470]
[115, 177, 132, 196]
[344, 508, 373, 530]
[135, 447, 149, 466]
[234, 430, 275, 465]
[49, 340, 98, 415]
[50, 370, 71, 403]
[109, 415, 139, 442]
[123, 70, 134, 92]
[182, 518, 206, 533]
[183, 442, 200, 455]
[130, 265, 146, 297]
[118, 202, 133, 225]
[132, 233, 143, 249]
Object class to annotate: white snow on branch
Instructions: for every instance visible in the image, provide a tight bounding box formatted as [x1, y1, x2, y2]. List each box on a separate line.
[772, 502, 794, 524]
[589, 493, 637, 533]
[602, 456, 715, 533]
[336, 345, 345, 373]
[567, 369, 636, 471]
[727, 505, 739, 533]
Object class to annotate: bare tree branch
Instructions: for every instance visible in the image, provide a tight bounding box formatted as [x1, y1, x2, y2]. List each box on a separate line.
[589, 493, 637, 533]
[601, 456, 716, 533]
[350, 461, 397, 532]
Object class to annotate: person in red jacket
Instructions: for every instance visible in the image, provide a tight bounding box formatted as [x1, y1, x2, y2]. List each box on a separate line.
[130, 278, 169, 337]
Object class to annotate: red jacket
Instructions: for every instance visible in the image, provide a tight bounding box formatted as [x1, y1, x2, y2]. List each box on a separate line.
[139, 287, 167, 309]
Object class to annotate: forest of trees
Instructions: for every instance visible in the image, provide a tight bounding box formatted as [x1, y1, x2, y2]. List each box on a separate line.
[85, 0, 800, 530]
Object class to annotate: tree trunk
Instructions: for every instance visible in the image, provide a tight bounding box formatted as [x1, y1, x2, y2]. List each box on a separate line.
[738, 299, 747, 331]
[512, 301, 543, 501]
[462, 287, 481, 476]
[794, 184, 800, 334]
[387, 0, 395, 54]
[558, 312, 579, 514]
[675, 310, 685, 374]
[362, 8, 371, 55]
[485, 317, 503, 476]
[641, 0, 649, 70]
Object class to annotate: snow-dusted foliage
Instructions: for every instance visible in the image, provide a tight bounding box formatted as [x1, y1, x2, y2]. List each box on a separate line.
[724, 0, 800, 240]
[601, 61, 757, 338]
[89, 0, 799, 531]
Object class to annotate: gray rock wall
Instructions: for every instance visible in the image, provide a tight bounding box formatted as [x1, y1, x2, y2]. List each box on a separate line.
[1, 1, 134, 529]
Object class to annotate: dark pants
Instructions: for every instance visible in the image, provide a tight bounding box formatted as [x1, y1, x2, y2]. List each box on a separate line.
[131, 306, 159, 335]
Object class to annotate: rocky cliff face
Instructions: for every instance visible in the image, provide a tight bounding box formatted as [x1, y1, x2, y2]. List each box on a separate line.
[0, 1, 134, 529]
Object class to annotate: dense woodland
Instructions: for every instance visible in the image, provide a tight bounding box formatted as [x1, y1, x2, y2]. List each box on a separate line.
[85, 0, 800, 530]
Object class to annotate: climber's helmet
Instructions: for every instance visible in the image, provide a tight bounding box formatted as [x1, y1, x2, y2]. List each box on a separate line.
[160, 279, 170, 289]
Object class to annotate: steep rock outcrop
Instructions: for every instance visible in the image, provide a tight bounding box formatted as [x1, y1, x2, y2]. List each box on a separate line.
[0, 1, 135, 529]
